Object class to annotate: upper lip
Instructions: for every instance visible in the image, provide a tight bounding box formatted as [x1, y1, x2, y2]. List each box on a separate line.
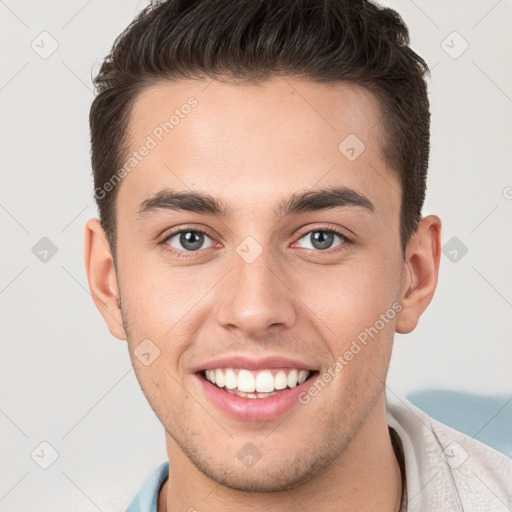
[193, 354, 318, 373]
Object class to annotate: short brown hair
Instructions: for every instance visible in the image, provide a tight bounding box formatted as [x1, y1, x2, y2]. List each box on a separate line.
[89, 0, 431, 263]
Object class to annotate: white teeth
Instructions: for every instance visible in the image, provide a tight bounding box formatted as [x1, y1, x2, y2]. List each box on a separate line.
[237, 369, 256, 392]
[255, 370, 274, 392]
[205, 369, 216, 384]
[274, 370, 288, 390]
[215, 369, 225, 388]
[298, 370, 309, 384]
[225, 369, 237, 389]
[274, 370, 288, 389]
[226, 388, 280, 399]
[203, 367, 311, 394]
[287, 369, 298, 388]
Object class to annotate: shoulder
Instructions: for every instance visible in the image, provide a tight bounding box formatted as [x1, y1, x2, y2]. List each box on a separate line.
[125, 461, 169, 512]
[386, 392, 512, 512]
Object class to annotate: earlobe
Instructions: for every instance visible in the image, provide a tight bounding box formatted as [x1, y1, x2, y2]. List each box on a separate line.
[83, 218, 127, 340]
[395, 215, 442, 334]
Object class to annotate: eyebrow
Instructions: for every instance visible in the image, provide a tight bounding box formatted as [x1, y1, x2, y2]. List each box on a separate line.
[137, 185, 376, 220]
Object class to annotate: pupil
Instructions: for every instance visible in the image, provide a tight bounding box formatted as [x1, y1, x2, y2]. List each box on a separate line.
[180, 231, 203, 251]
[311, 231, 333, 250]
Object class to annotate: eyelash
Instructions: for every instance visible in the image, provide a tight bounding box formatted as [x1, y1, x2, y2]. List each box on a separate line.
[159, 224, 353, 259]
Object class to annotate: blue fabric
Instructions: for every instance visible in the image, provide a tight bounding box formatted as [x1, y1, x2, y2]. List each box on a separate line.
[406, 390, 512, 458]
[126, 461, 169, 512]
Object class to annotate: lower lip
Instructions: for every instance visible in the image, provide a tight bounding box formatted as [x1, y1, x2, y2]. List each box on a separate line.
[196, 372, 318, 421]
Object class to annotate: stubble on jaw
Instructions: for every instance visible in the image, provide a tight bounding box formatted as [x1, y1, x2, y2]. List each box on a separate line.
[179, 388, 385, 494]
[120, 295, 387, 495]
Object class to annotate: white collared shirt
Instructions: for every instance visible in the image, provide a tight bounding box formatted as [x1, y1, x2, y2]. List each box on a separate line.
[386, 392, 512, 511]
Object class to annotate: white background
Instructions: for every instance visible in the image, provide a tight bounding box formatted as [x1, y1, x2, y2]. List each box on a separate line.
[1, 0, 511, 510]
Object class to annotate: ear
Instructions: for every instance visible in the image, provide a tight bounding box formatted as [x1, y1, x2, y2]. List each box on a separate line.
[395, 215, 442, 334]
[83, 218, 127, 340]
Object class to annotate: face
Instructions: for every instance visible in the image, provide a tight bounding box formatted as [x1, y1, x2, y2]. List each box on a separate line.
[90, 77, 415, 491]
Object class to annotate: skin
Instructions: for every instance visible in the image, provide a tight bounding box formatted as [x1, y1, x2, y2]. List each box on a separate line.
[84, 77, 441, 511]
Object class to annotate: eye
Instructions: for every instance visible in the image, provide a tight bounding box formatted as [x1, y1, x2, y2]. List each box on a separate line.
[294, 228, 351, 252]
[163, 228, 217, 255]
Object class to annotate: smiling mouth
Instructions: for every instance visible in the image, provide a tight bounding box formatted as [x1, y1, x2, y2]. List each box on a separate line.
[198, 367, 319, 399]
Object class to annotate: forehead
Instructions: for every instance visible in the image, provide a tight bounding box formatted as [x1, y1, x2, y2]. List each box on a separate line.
[118, 77, 399, 223]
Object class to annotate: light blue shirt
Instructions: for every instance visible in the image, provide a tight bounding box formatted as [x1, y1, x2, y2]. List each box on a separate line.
[126, 461, 168, 512]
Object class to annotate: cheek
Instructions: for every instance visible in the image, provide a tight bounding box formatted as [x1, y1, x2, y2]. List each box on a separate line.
[294, 257, 400, 345]
[119, 259, 218, 379]
[119, 256, 201, 331]
[130, 354, 195, 431]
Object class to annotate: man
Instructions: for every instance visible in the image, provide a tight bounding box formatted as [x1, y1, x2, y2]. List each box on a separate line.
[84, 0, 512, 511]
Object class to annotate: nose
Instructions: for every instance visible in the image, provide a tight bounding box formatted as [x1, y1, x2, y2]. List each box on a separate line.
[216, 247, 297, 338]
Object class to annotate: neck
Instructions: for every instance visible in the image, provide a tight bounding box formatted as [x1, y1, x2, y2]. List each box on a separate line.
[158, 398, 402, 512]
